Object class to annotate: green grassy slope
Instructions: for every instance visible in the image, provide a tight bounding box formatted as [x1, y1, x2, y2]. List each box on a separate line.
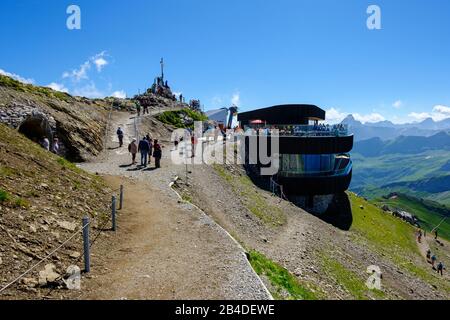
[373, 194, 450, 241]
[348, 193, 449, 293]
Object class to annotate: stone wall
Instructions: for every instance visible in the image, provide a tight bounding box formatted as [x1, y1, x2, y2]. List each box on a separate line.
[0, 103, 65, 154]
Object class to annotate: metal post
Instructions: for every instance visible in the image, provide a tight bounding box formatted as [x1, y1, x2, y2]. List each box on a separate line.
[82, 216, 90, 273]
[112, 196, 117, 231]
[119, 185, 124, 210]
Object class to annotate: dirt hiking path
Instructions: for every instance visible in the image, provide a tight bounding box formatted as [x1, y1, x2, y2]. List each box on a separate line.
[76, 111, 270, 300]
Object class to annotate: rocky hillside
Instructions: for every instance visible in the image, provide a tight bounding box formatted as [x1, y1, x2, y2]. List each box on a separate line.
[0, 75, 110, 161]
[175, 163, 450, 300]
[0, 123, 112, 299]
[0, 75, 186, 162]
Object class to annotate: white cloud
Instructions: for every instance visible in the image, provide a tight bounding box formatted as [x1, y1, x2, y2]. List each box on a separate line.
[325, 108, 347, 123]
[392, 100, 402, 109]
[94, 58, 108, 72]
[231, 92, 240, 107]
[408, 105, 450, 122]
[0, 69, 34, 84]
[353, 113, 385, 123]
[93, 52, 108, 72]
[433, 105, 450, 115]
[46, 82, 69, 93]
[325, 108, 385, 124]
[72, 82, 104, 99]
[62, 51, 109, 82]
[408, 112, 431, 122]
[111, 90, 126, 99]
[62, 60, 91, 82]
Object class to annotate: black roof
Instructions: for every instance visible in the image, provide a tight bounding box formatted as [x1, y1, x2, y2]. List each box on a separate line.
[237, 104, 325, 125]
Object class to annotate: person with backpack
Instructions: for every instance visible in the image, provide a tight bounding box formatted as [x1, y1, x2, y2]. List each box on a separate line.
[128, 138, 138, 165]
[431, 254, 437, 269]
[153, 139, 162, 168]
[437, 262, 445, 276]
[426, 249, 432, 262]
[138, 137, 150, 167]
[117, 127, 124, 147]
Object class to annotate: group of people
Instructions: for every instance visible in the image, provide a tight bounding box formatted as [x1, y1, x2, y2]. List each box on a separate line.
[119, 129, 162, 169]
[426, 249, 446, 276]
[40, 136, 60, 154]
[135, 101, 149, 117]
[418, 229, 446, 276]
[251, 123, 348, 137]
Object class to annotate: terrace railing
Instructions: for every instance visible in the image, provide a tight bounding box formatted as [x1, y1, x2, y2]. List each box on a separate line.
[245, 124, 349, 137]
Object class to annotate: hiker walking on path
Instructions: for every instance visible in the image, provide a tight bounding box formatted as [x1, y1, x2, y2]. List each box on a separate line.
[437, 262, 445, 276]
[117, 127, 124, 147]
[128, 138, 138, 165]
[143, 104, 149, 115]
[148, 138, 153, 165]
[135, 101, 141, 117]
[153, 139, 162, 168]
[431, 254, 437, 268]
[138, 137, 150, 167]
[435, 229, 439, 240]
[146, 134, 153, 165]
[426, 249, 431, 261]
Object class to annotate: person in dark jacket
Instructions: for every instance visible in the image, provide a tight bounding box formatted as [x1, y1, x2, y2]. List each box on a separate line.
[153, 140, 162, 168]
[138, 137, 150, 167]
[117, 127, 124, 147]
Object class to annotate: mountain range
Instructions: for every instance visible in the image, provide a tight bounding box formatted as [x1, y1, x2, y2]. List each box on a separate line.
[351, 131, 450, 206]
[341, 115, 450, 141]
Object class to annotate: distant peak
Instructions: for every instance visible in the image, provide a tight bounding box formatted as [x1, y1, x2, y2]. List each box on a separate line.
[421, 117, 435, 124]
[341, 114, 361, 125]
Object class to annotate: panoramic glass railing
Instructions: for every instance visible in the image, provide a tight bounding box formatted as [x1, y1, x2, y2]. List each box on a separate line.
[278, 154, 352, 178]
[244, 124, 349, 137]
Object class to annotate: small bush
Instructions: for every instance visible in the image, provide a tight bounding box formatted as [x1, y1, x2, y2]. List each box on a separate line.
[14, 197, 30, 209]
[0, 189, 10, 202]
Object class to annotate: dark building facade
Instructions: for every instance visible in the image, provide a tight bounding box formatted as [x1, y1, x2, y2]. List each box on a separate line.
[238, 104, 353, 197]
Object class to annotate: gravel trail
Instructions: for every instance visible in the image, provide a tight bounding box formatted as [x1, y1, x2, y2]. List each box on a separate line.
[76, 111, 270, 300]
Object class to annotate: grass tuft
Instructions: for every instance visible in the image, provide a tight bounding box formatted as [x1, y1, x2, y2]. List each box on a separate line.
[249, 250, 319, 300]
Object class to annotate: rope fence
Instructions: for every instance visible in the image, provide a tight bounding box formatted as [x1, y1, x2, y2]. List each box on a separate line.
[270, 177, 288, 201]
[0, 185, 125, 295]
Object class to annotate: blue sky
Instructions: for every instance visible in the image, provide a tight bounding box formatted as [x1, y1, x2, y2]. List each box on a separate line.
[1, 0, 450, 123]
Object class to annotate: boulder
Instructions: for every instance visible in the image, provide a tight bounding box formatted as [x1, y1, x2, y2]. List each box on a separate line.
[21, 277, 38, 287]
[38, 263, 60, 286]
[57, 220, 77, 231]
[69, 251, 81, 259]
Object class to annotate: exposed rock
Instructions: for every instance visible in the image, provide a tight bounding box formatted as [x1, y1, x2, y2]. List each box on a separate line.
[294, 268, 303, 277]
[38, 263, 60, 286]
[69, 251, 81, 259]
[29, 224, 37, 233]
[21, 277, 38, 287]
[57, 220, 77, 231]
